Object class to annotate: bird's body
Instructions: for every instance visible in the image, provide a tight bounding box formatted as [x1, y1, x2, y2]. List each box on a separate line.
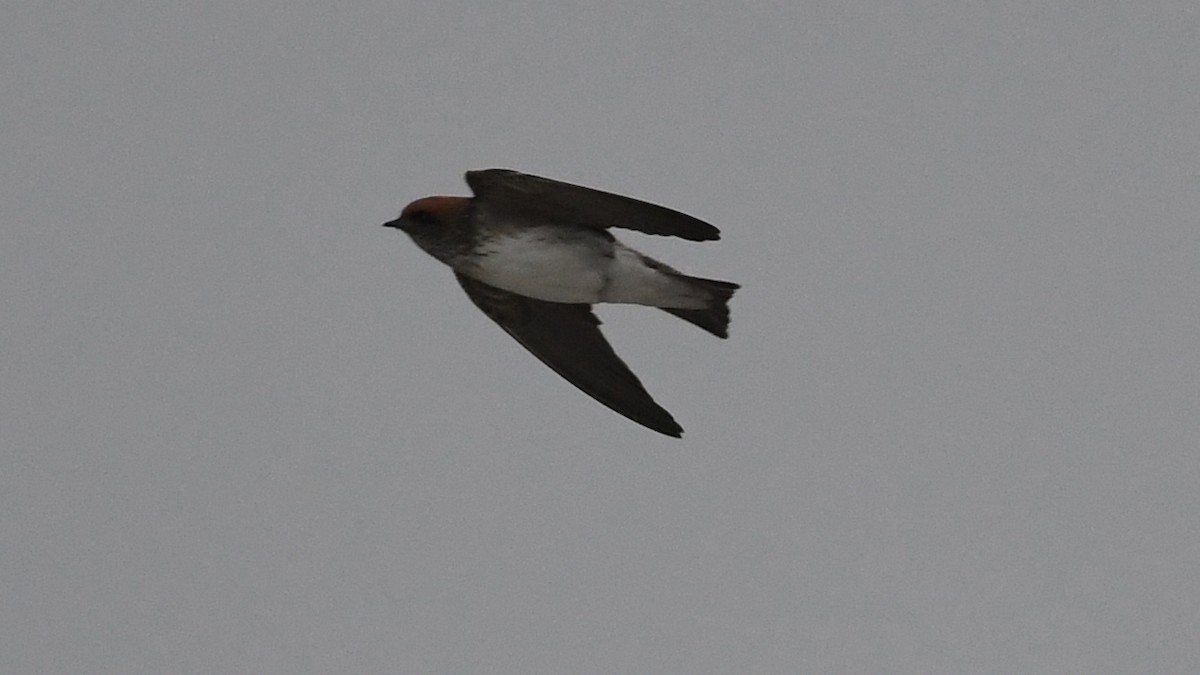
[384, 169, 738, 437]
[457, 223, 618, 304]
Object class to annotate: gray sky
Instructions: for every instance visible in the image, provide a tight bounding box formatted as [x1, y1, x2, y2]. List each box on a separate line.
[3, 1, 1198, 672]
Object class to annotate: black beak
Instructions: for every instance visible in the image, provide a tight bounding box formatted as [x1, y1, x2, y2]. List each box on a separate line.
[382, 217, 403, 230]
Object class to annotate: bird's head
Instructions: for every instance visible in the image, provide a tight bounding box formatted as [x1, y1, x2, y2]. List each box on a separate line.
[383, 196, 472, 263]
[383, 196, 469, 233]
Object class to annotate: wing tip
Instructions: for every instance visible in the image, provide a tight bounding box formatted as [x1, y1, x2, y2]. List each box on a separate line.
[690, 224, 722, 242]
[662, 425, 684, 438]
[639, 408, 684, 438]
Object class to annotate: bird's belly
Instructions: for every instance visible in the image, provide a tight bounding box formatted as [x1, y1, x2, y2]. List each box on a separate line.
[466, 229, 609, 303]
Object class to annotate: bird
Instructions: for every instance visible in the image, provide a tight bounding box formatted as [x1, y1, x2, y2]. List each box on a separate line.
[383, 169, 738, 437]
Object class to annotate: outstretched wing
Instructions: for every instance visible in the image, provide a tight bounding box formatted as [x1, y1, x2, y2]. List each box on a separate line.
[455, 272, 683, 437]
[465, 169, 720, 242]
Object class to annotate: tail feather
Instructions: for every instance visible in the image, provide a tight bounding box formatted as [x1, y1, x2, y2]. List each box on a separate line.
[661, 276, 739, 338]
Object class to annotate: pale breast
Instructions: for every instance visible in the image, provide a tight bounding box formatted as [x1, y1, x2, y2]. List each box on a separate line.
[465, 226, 613, 303]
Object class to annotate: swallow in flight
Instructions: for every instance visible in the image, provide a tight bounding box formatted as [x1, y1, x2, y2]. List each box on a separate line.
[384, 169, 738, 437]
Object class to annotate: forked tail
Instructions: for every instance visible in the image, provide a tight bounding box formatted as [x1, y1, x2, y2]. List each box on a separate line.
[661, 276, 740, 338]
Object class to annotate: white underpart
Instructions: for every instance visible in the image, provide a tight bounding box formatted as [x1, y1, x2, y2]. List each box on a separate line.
[467, 228, 608, 303]
[465, 227, 708, 308]
[599, 243, 709, 308]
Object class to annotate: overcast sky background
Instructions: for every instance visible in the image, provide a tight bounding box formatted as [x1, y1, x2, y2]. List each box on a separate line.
[4, 1, 1198, 673]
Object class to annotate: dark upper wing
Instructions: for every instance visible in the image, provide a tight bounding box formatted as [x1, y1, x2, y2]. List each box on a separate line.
[465, 169, 720, 242]
[455, 273, 683, 437]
